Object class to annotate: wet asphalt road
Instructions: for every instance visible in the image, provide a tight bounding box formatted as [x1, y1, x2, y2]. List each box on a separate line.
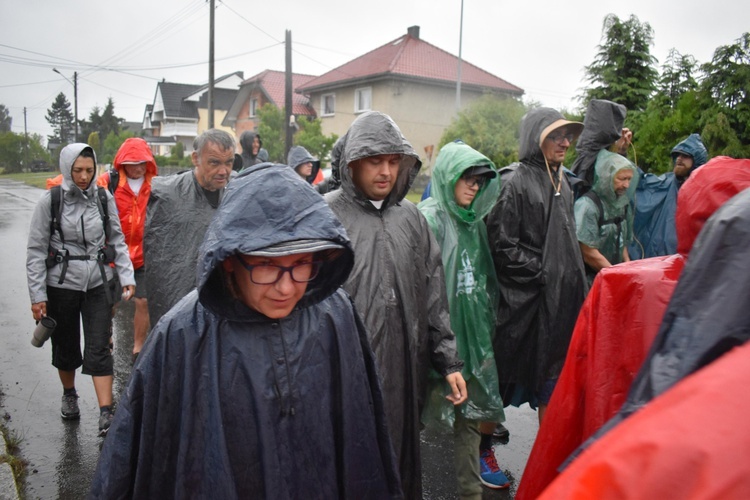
[0, 178, 539, 499]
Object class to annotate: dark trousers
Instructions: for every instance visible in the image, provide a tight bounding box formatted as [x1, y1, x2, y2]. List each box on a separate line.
[47, 285, 113, 376]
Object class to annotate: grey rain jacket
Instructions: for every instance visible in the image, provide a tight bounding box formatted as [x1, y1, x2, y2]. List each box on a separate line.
[90, 163, 402, 499]
[238, 131, 269, 171]
[572, 99, 627, 187]
[144, 170, 224, 325]
[27, 143, 134, 304]
[325, 111, 462, 500]
[286, 145, 321, 184]
[486, 108, 587, 406]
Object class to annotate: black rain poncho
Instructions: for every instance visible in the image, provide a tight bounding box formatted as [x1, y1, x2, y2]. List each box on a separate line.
[325, 111, 463, 500]
[486, 108, 587, 406]
[418, 141, 505, 425]
[90, 163, 401, 499]
[571, 99, 627, 187]
[144, 171, 224, 325]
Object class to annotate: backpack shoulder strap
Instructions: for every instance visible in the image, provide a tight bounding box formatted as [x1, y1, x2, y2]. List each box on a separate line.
[108, 169, 119, 195]
[49, 185, 64, 244]
[96, 186, 111, 241]
[583, 190, 606, 227]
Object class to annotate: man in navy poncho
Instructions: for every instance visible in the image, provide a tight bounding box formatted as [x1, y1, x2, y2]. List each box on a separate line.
[90, 163, 401, 499]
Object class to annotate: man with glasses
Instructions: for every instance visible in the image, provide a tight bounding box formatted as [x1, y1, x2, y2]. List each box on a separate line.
[91, 163, 402, 498]
[326, 111, 466, 499]
[486, 108, 587, 424]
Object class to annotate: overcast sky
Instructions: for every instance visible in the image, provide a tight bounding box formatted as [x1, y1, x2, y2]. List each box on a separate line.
[1, 0, 747, 142]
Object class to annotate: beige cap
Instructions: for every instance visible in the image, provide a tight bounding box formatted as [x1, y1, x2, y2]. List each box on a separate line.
[539, 119, 584, 147]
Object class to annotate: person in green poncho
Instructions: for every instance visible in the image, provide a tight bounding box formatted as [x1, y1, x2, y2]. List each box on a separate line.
[575, 149, 639, 287]
[419, 141, 510, 496]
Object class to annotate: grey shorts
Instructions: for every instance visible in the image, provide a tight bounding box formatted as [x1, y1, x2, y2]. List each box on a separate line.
[134, 267, 147, 299]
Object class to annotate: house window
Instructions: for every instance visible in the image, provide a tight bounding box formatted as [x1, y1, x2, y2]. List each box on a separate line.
[250, 98, 258, 117]
[354, 87, 372, 113]
[321, 93, 335, 116]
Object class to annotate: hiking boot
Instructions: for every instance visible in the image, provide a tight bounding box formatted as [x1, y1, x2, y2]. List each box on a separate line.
[479, 448, 510, 489]
[493, 423, 510, 444]
[98, 409, 114, 437]
[61, 392, 80, 420]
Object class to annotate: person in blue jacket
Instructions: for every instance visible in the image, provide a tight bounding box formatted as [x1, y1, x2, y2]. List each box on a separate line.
[90, 163, 402, 499]
[629, 134, 708, 259]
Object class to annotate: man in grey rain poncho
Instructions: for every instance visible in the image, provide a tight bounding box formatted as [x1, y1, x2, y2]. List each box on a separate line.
[326, 111, 467, 499]
[90, 163, 402, 499]
[575, 150, 639, 286]
[144, 129, 235, 325]
[486, 108, 587, 423]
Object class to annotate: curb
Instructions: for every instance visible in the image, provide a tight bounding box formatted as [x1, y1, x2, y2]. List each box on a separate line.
[0, 429, 20, 500]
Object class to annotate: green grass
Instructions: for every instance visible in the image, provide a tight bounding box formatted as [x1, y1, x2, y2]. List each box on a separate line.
[1, 170, 59, 189]
[0, 420, 27, 491]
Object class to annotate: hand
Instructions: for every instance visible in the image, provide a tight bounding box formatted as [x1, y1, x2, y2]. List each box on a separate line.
[31, 302, 47, 322]
[121, 285, 135, 301]
[444, 372, 468, 405]
[615, 128, 633, 155]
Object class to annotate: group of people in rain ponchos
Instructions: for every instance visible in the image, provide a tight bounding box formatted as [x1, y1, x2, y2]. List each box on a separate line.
[85, 100, 750, 499]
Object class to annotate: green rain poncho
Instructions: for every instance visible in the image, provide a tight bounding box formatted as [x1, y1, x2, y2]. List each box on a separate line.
[418, 141, 505, 424]
[575, 149, 638, 283]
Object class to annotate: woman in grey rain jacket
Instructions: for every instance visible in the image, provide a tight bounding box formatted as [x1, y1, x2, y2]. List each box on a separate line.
[26, 143, 134, 435]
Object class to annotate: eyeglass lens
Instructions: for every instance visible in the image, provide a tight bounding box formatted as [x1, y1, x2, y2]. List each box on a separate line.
[238, 258, 321, 285]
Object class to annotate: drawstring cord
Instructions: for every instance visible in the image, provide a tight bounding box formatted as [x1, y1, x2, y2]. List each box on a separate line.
[544, 156, 564, 197]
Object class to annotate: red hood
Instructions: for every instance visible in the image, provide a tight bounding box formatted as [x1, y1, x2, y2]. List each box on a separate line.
[113, 138, 158, 177]
[676, 156, 750, 256]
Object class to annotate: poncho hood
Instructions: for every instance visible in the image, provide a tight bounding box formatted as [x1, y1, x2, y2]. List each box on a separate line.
[286, 145, 321, 184]
[197, 163, 354, 319]
[59, 142, 97, 196]
[519, 107, 582, 168]
[671, 133, 708, 172]
[429, 141, 499, 223]
[113, 137, 158, 179]
[338, 111, 422, 210]
[592, 149, 638, 208]
[572, 99, 627, 184]
[675, 156, 750, 256]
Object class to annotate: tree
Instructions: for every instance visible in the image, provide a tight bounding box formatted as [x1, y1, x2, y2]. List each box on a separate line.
[87, 132, 101, 157]
[100, 130, 135, 165]
[46, 92, 75, 144]
[0, 132, 50, 173]
[0, 104, 11, 133]
[439, 94, 527, 169]
[581, 14, 658, 112]
[100, 97, 122, 139]
[698, 32, 750, 154]
[256, 104, 285, 162]
[656, 49, 698, 108]
[293, 116, 337, 167]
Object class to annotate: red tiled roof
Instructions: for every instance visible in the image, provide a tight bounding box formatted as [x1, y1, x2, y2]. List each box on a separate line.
[241, 70, 316, 115]
[298, 33, 523, 95]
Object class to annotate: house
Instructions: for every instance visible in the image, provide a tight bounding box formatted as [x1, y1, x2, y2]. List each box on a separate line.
[296, 26, 523, 169]
[222, 69, 317, 137]
[142, 71, 243, 155]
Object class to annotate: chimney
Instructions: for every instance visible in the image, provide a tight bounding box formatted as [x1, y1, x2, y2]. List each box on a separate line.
[407, 26, 420, 39]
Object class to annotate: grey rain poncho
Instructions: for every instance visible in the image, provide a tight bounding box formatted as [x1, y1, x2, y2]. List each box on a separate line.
[90, 163, 402, 499]
[143, 170, 224, 325]
[486, 108, 587, 407]
[286, 145, 321, 184]
[325, 111, 463, 499]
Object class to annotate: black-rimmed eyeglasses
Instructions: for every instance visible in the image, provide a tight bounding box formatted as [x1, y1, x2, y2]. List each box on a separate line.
[236, 256, 322, 285]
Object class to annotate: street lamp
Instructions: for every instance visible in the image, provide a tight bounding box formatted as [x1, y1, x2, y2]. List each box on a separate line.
[52, 68, 78, 142]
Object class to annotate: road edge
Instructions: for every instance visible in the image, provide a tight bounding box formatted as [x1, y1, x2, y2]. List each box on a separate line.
[0, 427, 21, 500]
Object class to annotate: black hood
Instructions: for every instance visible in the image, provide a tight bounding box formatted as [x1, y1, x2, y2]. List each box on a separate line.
[572, 99, 627, 185]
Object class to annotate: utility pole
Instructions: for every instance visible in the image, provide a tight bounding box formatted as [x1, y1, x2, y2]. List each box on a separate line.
[456, 0, 464, 111]
[23, 107, 29, 171]
[208, 0, 215, 129]
[53, 68, 78, 142]
[285, 29, 293, 158]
